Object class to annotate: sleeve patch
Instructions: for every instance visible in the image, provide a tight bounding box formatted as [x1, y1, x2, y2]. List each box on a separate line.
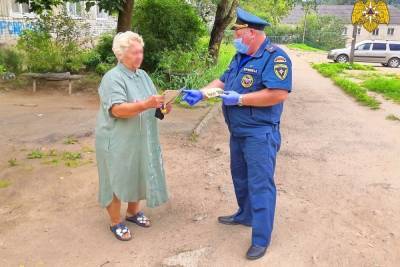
[274, 64, 289, 80]
[274, 56, 287, 63]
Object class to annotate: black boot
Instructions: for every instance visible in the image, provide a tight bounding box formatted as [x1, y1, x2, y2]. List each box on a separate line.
[246, 245, 267, 260]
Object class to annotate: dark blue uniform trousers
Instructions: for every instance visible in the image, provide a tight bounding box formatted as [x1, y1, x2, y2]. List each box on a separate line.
[230, 128, 281, 247]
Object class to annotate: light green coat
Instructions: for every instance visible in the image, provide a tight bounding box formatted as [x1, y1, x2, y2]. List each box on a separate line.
[95, 63, 168, 208]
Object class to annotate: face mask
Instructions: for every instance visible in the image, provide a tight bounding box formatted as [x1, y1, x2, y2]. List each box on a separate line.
[233, 38, 250, 54]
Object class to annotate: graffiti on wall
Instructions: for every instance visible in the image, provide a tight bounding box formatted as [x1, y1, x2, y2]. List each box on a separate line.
[0, 19, 34, 38]
[0, 17, 117, 41]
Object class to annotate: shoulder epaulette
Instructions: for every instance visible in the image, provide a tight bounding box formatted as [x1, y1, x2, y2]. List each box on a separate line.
[265, 44, 277, 53]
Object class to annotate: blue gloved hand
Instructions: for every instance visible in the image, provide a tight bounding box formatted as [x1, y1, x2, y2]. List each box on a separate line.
[182, 89, 203, 106]
[220, 91, 241, 106]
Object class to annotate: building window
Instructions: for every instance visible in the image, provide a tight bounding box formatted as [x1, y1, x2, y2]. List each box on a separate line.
[65, 2, 83, 18]
[343, 27, 348, 35]
[96, 6, 108, 19]
[387, 28, 395, 36]
[372, 28, 379, 36]
[11, 1, 32, 16]
[357, 27, 361, 35]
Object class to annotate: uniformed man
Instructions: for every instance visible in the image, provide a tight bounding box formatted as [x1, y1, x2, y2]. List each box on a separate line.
[182, 7, 292, 260]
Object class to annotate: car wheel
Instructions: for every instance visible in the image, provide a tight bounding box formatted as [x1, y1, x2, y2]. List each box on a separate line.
[387, 57, 400, 68]
[336, 54, 349, 63]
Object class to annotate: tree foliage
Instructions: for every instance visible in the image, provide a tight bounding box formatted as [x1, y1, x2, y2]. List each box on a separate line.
[16, 0, 134, 32]
[300, 13, 346, 50]
[132, 0, 206, 71]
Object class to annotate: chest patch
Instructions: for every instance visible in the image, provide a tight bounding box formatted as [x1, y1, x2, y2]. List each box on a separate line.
[241, 74, 254, 88]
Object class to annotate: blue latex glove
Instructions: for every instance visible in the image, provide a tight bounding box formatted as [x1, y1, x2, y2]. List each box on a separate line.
[182, 89, 203, 106]
[220, 91, 241, 106]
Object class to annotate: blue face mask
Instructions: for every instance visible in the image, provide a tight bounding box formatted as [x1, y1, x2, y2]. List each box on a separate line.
[233, 38, 250, 54]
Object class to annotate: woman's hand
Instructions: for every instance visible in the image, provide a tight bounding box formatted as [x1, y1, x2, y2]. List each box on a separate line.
[145, 95, 165, 109]
[164, 103, 173, 114]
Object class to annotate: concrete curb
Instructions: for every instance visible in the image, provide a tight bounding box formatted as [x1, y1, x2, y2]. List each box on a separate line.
[192, 104, 221, 137]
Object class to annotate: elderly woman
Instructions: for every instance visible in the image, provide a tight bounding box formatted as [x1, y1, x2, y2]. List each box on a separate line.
[95, 31, 170, 241]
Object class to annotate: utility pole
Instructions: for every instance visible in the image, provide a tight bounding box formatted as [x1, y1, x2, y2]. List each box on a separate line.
[349, 25, 357, 64]
[302, 0, 308, 43]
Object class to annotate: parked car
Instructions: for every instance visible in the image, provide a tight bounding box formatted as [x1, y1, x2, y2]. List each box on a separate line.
[328, 40, 400, 68]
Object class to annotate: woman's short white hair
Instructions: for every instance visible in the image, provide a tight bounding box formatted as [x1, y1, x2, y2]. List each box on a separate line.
[112, 31, 144, 61]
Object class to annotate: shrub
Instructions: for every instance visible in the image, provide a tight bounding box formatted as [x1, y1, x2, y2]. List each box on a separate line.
[151, 38, 235, 90]
[299, 13, 346, 50]
[82, 33, 116, 73]
[0, 64, 6, 74]
[95, 34, 116, 64]
[0, 47, 24, 74]
[95, 62, 114, 75]
[16, 11, 89, 73]
[64, 45, 91, 73]
[132, 0, 206, 71]
[17, 30, 64, 72]
[83, 50, 102, 71]
[36, 9, 91, 47]
[158, 37, 210, 74]
[265, 24, 301, 44]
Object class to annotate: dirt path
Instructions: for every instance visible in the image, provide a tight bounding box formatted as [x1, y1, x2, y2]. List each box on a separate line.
[1, 48, 400, 267]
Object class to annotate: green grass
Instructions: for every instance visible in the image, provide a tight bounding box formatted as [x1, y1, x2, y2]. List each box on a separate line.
[362, 77, 400, 103]
[353, 72, 398, 81]
[312, 62, 380, 109]
[81, 146, 94, 153]
[42, 158, 60, 166]
[8, 158, 18, 167]
[27, 150, 45, 159]
[62, 151, 82, 161]
[63, 136, 79, 145]
[65, 159, 93, 168]
[25, 147, 92, 168]
[386, 114, 400, 121]
[47, 149, 58, 157]
[312, 63, 375, 78]
[332, 77, 380, 109]
[287, 43, 326, 52]
[0, 180, 11, 189]
[27, 149, 57, 159]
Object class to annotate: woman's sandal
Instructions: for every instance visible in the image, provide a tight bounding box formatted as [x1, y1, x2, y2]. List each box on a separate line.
[110, 223, 132, 241]
[126, 211, 151, 228]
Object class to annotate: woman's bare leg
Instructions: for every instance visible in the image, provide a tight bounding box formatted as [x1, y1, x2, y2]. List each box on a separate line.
[127, 201, 140, 216]
[127, 201, 151, 227]
[107, 194, 131, 239]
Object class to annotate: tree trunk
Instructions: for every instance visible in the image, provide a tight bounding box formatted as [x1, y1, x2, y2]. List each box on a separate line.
[208, 0, 239, 62]
[117, 0, 135, 33]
